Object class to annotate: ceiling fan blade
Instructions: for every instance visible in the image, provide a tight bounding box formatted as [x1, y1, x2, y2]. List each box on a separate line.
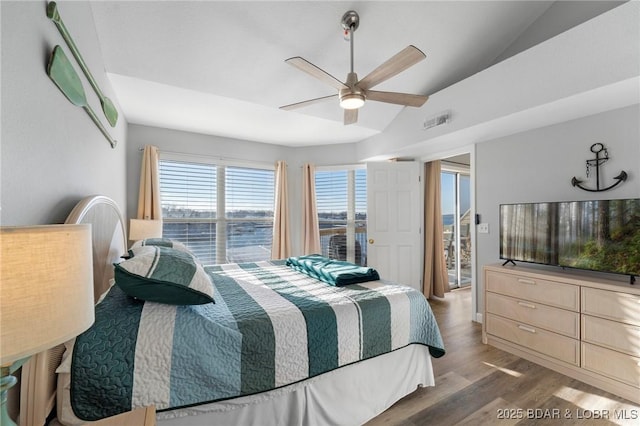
[358, 45, 426, 90]
[285, 57, 348, 91]
[280, 94, 338, 110]
[344, 108, 358, 125]
[366, 90, 428, 107]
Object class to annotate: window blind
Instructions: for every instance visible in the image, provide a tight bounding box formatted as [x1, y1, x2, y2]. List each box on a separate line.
[315, 170, 348, 224]
[159, 159, 274, 265]
[315, 168, 367, 265]
[354, 168, 367, 222]
[225, 166, 274, 263]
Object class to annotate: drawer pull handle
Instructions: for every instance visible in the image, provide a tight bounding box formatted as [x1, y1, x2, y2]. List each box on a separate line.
[517, 278, 536, 285]
[517, 301, 536, 309]
[518, 325, 536, 333]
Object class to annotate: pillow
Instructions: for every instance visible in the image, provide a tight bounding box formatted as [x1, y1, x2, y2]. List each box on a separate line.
[131, 238, 194, 256]
[114, 246, 214, 305]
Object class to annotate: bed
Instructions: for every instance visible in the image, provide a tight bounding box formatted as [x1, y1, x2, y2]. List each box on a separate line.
[22, 195, 444, 426]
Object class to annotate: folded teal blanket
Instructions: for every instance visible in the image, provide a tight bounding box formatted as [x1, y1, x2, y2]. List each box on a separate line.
[286, 254, 380, 286]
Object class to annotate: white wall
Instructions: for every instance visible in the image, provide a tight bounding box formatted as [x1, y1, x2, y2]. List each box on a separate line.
[1, 1, 127, 225]
[475, 104, 640, 315]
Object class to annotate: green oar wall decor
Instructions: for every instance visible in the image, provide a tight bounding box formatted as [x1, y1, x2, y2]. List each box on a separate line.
[47, 1, 118, 127]
[47, 46, 117, 148]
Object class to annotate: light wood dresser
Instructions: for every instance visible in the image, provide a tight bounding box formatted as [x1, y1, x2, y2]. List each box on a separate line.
[482, 263, 640, 404]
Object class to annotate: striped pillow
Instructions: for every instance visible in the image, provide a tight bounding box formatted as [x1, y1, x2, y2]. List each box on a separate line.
[115, 246, 214, 305]
[130, 238, 194, 256]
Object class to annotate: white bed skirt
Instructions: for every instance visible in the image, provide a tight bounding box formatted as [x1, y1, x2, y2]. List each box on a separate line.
[57, 344, 434, 426]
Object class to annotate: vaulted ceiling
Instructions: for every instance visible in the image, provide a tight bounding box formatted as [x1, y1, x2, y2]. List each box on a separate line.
[88, 1, 624, 147]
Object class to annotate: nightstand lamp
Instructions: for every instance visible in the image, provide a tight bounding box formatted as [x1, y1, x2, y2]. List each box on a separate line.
[0, 225, 94, 426]
[129, 219, 163, 242]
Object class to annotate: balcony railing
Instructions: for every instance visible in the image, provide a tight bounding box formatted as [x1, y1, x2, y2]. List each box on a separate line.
[162, 218, 272, 265]
[319, 226, 367, 266]
[161, 219, 367, 266]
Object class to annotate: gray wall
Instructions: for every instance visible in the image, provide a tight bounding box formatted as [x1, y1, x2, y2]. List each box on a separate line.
[475, 104, 640, 313]
[1, 1, 127, 225]
[0, 1, 127, 420]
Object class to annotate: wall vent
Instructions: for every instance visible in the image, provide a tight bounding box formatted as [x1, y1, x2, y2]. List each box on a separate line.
[423, 111, 450, 130]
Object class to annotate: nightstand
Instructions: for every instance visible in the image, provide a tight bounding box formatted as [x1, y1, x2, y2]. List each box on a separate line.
[93, 406, 156, 426]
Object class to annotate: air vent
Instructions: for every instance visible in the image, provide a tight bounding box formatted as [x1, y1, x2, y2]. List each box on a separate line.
[423, 111, 450, 130]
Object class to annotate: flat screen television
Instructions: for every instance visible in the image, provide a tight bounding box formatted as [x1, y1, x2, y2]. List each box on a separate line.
[499, 198, 640, 283]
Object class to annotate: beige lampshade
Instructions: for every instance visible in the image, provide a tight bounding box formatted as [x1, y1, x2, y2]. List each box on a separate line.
[129, 219, 163, 241]
[0, 224, 94, 365]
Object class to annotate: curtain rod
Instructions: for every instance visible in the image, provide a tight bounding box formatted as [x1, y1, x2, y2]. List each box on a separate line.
[137, 147, 277, 167]
[139, 147, 363, 170]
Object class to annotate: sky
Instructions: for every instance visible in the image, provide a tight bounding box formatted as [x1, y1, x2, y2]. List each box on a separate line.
[441, 172, 471, 216]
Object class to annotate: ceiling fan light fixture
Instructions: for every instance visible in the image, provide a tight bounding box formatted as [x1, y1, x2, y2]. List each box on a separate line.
[281, 10, 428, 124]
[339, 92, 365, 109]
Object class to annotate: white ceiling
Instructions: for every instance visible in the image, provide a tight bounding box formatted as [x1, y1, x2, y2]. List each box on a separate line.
[88, 1, 623, 147]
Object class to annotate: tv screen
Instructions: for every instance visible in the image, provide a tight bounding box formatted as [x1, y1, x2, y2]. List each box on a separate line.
[500, 198, 640, 278]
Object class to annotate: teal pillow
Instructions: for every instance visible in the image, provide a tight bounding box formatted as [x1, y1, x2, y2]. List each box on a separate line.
[115, 246, 214, 305]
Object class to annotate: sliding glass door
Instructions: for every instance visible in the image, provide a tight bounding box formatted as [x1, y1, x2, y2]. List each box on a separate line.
[441, 170, 471, 288]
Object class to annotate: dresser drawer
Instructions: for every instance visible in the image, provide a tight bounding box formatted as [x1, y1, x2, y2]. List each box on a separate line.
[582, 315, 640, 357]
[582, 343, 640, 388]
[485, 271, 579, 311]
[486, 313, 579, 365]
[582, 287, 640, 326]
[487, 292, 579, 338]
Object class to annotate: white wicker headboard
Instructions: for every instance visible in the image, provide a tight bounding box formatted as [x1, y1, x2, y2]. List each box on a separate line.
[19, 195, 127, 426]
[64, 195, 127, 302]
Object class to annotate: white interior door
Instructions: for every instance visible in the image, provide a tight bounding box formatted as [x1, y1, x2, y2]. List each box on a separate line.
[367, 162, 422, 291]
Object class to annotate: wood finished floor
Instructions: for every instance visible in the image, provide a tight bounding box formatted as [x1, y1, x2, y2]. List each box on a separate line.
[366, 288, 640, 426]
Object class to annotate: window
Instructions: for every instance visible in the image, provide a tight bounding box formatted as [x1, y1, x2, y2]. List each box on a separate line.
[159, 157, 274, 265]
[315, 167, 367, 265]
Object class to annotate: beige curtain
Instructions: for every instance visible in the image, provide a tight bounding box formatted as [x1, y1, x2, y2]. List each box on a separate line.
[423, 160, 450, 299]
[301, 163, 321, 254]
[271, 160, 291, 259]
[137, 145, 162, 220]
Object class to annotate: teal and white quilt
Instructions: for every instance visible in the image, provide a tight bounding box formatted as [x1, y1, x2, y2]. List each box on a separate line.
[70, 260, 445, 421]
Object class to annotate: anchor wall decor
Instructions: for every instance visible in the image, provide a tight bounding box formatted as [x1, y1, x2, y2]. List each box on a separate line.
[571, 143, 627, 192]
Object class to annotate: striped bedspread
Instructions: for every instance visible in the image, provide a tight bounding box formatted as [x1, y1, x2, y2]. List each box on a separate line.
[70, 260, 445, 421]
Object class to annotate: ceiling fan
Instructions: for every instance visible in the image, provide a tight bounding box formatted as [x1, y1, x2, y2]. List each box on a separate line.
[280, 10, 429, 125]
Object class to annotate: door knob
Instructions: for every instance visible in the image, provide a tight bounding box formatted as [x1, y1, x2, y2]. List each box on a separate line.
[368, 239, 374, 244]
